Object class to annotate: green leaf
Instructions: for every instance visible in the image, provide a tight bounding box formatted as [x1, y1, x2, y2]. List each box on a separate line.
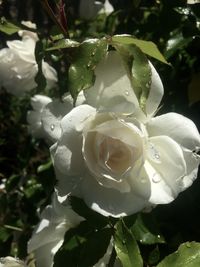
[53, 221, 113, 267]
[112, 35, 169, 64]
[113, 43, 152, 113]
[114, 219, 143, 267]
[0, 17, 21, 35]
[148, 246, 160, 265]
[157, 242, 200, 267]
[69, 196, 108, 229]
[5, 174, 21, 191]
[165, 32, 193, 58]
[131, 213, 165, 245]
[68, 38, 108, 100]
[37, 160, 52, 173]
[46, 39, 80, 51]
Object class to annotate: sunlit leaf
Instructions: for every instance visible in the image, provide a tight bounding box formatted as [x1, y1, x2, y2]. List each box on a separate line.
[68, 38, 108, 101]
[114, 219, 143, 267]
[0, 17, 21, 35]
[165, 32, 192, 58]
[131, 213, 165, 245]
[112, 35, 168, 64]
[46, 39, 80, 51]
[157, 242, 200, 267]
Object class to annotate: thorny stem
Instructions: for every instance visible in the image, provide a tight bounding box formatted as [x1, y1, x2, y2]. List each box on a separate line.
[41, 0, 69, 38]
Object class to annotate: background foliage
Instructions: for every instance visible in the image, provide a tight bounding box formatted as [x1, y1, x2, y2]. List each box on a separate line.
[0, 0, 200, 266]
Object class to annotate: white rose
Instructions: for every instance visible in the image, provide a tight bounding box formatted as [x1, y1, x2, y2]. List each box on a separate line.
[48, 51, 200, 218]
[79, 0, 113, 20]
[0, 257, 26, 267]
[0, 24, 57, 96]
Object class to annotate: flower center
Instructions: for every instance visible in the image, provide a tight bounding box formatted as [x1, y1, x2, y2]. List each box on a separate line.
[98, 136, 134, 174]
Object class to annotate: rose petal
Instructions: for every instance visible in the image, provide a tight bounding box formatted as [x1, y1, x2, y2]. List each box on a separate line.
[84, 51, 141, 115]
[147, 135, 186, 199]
[41, 100, 72, 143]
[31, 94, 52, 111]
[146, 61, 164, 117]
[181, 148, 200, 190]
[147, 112, 200, 150]
[80, 174, 148, 217]
[51, 105, 96, 176]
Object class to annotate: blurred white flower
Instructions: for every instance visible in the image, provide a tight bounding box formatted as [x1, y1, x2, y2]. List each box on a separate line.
[79, 0, 113, 20]
[0, 257, 26, 267]
[187, 0, 200, 4]
[46, 51, 200, 218]
[0, 22, 57, 96]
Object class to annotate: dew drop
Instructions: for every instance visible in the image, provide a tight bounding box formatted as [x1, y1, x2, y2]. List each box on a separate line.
[124, 90, 129, 96]
[50, 124, 55, 131]
[87, 63, 91, 68]
[157, 235, 161, 239]
[148, 143, 161, 163]
[186, 242, 191, 248]
[91, 52, 95, 56]
[152, 173, 161, 183]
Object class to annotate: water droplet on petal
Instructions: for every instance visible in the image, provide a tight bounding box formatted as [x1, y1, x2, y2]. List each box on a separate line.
[50, 124, 55, 131]
[125, 90, 129, 96]
[152, 173, 161, 183]
[148, 143, 161, 163]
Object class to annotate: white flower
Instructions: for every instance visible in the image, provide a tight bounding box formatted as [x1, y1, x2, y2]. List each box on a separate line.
[28, 193, 84, 267]
[27, 94, 52, 138]
[48, 51, 200, 218]
[0, 257, 26, 267]
[0, 23, 57, 96]
[79, 0, 113, 20]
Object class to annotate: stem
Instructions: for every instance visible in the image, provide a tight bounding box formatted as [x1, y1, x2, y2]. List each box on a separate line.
[41, 0, 69, 38]
[4, 224, 23, 232]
